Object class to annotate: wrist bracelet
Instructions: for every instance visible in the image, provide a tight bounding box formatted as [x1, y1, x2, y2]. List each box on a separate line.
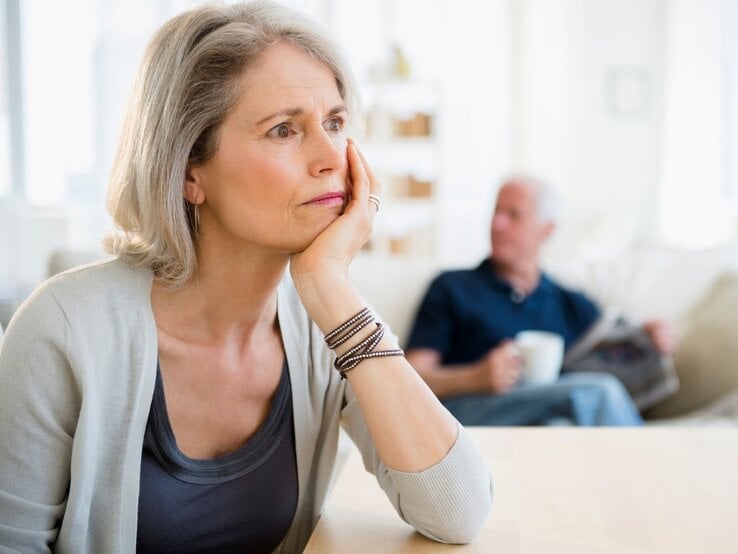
[324, 307, 371, 345]
[338, 348, 406, 379]
[325, 311, 375, 349]
[324, 308, 405, 379]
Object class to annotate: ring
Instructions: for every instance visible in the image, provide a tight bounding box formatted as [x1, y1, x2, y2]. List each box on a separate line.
[368, 193, 381, 212]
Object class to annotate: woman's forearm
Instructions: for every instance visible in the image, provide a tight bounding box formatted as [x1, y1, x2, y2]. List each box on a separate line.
[294, 271, 457, 472]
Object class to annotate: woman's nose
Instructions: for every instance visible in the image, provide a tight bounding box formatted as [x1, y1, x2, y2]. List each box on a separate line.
[307, 130, 345, 177]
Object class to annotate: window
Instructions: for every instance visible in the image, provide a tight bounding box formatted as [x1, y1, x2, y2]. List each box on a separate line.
[0, 0, 14, 198]
[660, 0, 738, 248]
[14, 0, 188, 246]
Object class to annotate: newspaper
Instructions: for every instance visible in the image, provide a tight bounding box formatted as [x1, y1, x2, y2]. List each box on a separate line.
[563, 309, 680, 411]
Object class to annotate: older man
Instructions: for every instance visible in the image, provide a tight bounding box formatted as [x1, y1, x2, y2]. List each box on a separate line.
[405, 176, 675, 426]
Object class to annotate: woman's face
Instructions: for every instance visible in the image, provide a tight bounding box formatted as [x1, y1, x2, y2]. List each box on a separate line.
[189, 42, 349, 255]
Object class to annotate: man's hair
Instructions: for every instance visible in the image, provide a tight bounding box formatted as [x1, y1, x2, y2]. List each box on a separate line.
[104, 0, 358, 288]
[500, 174, 562, 224]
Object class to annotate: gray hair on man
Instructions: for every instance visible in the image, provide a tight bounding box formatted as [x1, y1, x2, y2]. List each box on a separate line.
[500, 174, 562, 225]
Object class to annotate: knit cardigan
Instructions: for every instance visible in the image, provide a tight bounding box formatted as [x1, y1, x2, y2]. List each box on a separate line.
[0, 259, 492, 553]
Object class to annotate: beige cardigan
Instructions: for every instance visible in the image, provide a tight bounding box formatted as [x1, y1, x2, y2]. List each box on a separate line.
[0, 259, 492, 553]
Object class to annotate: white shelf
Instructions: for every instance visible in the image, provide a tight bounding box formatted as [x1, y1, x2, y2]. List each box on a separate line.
[360, 78, 441, 256]
[373, 199, 435, 238]
[362, 141, 437, 180]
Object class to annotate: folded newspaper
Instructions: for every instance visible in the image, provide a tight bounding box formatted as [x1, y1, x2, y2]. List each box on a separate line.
[563, 309, 680, 411]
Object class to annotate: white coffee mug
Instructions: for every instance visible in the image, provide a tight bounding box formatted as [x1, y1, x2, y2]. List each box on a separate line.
[515, 330, 565, 385]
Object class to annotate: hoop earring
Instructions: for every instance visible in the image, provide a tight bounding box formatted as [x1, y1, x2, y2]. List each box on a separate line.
[193, 203, 200, 239]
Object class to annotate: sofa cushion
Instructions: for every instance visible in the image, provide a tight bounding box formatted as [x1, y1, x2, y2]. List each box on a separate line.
[350, 253, 440, 345]
[548, 241, 738, 329]
[647, 271, 738, 418]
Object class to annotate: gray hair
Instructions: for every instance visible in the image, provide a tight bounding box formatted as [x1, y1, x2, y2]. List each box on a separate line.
[104, 0, 358, 287]
[500, 174, 562, 224]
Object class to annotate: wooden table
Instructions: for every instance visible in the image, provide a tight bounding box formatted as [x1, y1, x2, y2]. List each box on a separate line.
[305, 428, 738, 553]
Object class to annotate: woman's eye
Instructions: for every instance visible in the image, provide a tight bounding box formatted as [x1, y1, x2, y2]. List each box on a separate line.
[324, 117, 344, 133]
[268, 123, 293, 139]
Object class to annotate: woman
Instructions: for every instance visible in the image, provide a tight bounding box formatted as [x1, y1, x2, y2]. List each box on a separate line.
[0, 1, 491, 552]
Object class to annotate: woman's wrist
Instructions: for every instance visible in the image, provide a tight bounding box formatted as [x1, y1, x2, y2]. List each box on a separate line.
[291, 267, 366, 335]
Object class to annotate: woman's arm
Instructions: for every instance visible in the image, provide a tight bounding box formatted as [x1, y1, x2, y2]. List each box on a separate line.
[0, 287, 77, 550]
[290, 141, 492, 543]
[291, 140, 457, 472]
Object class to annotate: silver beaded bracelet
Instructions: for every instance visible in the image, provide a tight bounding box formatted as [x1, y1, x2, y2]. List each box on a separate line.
[324, 308, 405, 379]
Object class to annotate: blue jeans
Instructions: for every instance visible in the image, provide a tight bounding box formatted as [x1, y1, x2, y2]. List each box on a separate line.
[442, 372, 642, 426]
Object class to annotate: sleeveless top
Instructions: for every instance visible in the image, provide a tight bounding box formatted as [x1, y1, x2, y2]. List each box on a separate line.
[136, 362, 297, 553]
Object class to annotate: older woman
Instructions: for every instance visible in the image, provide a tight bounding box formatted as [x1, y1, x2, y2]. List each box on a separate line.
[0, 1, 491, 552]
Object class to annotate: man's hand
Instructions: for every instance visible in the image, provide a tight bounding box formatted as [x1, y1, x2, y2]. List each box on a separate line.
[473, 340, 522, 394]
[643, 319, 678, 354]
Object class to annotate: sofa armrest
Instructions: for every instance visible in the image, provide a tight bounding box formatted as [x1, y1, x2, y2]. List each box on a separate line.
[646, 271, 738, 418]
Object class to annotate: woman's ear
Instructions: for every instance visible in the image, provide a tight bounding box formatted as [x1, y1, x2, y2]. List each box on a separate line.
[184, 167, 205, 205]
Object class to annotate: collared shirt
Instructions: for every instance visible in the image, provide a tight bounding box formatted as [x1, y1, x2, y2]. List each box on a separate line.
[406, 258, 600, 365]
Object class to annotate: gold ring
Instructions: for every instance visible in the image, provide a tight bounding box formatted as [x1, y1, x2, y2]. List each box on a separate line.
[368, 193, 380, 212]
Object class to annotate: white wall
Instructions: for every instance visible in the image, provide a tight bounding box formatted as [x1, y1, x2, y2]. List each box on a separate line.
[4, 0, 736, 296]
[514, 0, 666, 262]
[434, 0, 513, 267]
[660, 0, 737, 247]
[332, 0, 514, 268]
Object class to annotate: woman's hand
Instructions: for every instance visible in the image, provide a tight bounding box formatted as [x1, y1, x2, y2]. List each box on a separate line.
[290, 139, 381, 330]
[291, 142, 462, 478]
[291, 139, 380, 278]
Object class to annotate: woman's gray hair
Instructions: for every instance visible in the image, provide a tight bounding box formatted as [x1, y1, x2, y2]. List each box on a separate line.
[104, 0, 358, 287]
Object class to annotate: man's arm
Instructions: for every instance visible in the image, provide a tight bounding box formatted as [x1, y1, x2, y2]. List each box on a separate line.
[406, 342, 522, 400]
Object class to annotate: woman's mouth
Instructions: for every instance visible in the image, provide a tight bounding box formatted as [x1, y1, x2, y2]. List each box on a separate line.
[304, 192, 345, 206]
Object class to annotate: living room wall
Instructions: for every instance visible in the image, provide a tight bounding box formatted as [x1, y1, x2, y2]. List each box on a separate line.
[1, 0, 737, 312]
[513, 0, 666, 262]
[515, 0, 738, 263]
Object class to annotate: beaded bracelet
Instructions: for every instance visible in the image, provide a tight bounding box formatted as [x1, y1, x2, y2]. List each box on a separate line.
[324, 308, 405, 379]
[324, 307, 371, 345]
[325, 311, 375, 349]
[334, 322, 385, 372]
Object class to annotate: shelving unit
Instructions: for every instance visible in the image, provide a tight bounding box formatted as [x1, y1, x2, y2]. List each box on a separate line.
[360, 78, 441, 256]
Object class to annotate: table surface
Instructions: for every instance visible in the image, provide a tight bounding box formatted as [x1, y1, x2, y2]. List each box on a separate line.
[304, 427, 738, 553]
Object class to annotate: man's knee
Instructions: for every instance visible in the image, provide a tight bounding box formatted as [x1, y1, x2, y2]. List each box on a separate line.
[560, 372, 641, 425]
[560, 372, 629, 398]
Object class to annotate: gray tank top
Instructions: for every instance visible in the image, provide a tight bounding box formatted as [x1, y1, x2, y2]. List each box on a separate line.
[136, 361, 297, 553]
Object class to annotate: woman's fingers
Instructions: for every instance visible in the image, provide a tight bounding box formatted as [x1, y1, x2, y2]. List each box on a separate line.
[347, 139, 380, 215]
[352, 140, 381, 196]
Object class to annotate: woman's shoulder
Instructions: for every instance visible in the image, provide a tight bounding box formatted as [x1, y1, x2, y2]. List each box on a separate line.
[45, 256, 151, 298]
[12, 258, 152, 328]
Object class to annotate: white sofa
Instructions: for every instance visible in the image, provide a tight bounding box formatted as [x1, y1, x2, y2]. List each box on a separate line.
[350, 240, 738, 424]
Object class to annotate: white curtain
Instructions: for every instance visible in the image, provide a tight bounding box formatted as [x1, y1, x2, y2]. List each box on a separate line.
[660, 0, 738, 247]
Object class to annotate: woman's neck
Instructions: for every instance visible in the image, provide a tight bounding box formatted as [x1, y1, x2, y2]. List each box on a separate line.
[152, 243, 289, 345]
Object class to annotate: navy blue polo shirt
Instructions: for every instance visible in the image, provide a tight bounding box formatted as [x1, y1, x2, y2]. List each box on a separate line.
[406, 259, 600, 365]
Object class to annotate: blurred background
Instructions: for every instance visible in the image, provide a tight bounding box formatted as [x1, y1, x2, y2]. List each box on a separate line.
[1, 0, 737, 327]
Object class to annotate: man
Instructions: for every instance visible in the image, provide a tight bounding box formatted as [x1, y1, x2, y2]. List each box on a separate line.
[405, 176, 676, 426]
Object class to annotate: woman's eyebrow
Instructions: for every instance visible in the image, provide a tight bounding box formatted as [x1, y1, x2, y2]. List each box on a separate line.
[256, 108, 303, 126]
[256, 104, 347, 126]
[327, 105, 347, 116]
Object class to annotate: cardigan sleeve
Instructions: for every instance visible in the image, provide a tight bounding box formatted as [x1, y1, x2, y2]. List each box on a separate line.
[0, 285, 79, 552]
[340, 374, 493, 544]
